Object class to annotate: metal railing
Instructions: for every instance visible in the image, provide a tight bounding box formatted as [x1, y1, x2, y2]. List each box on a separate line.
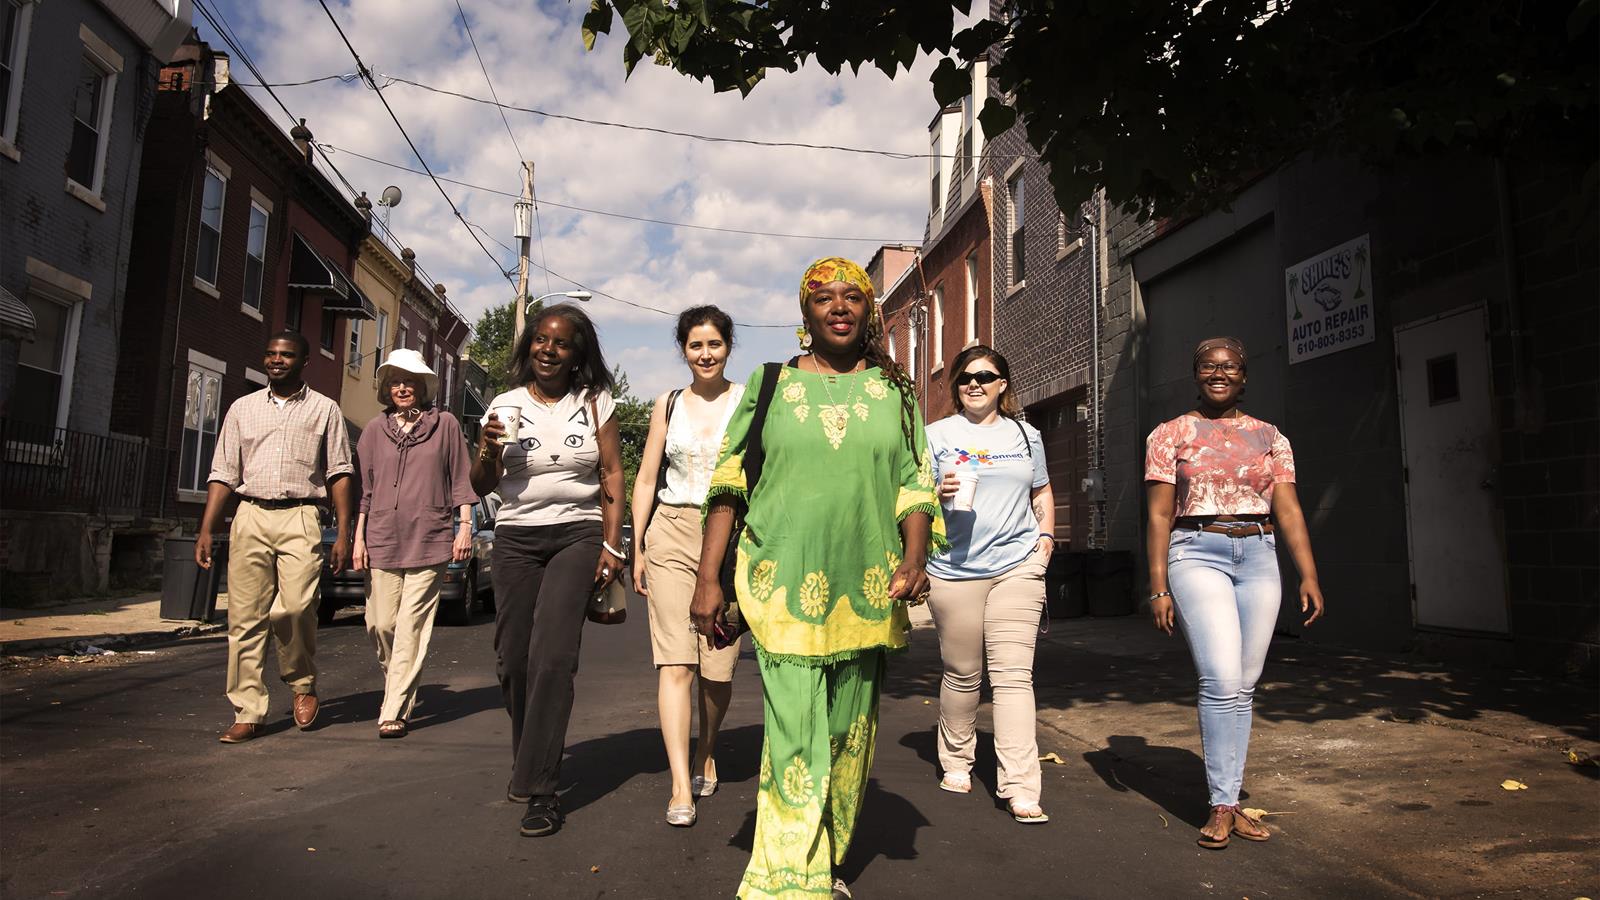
[0, 418, 151, 517]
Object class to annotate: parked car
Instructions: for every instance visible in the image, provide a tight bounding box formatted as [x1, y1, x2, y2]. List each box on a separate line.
[317, 525, 368, 625]
[437, 499, 497, 626]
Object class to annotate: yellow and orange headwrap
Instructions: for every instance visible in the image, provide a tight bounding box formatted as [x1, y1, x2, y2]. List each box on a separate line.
[799, 257, 876, 321]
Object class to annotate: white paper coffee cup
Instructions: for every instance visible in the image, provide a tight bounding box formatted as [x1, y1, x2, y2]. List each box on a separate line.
[492, 405, 521, 445]
[953, 470, 979, 511]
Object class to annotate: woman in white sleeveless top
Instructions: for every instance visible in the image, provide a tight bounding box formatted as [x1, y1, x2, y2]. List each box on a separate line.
[630, 306, 745, 828]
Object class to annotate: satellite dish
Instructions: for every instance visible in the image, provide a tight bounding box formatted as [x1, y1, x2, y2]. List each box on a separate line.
[379, 185, 403, 208]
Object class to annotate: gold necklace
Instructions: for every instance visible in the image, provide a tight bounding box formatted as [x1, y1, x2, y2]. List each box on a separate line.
[809, 356, 862, 449]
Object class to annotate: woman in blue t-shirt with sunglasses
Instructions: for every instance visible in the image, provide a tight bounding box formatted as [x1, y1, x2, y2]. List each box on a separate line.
[924, 345, 1055, 824]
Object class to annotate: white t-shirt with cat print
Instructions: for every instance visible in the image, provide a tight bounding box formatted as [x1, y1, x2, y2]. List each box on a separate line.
[482, 386, 616, 527]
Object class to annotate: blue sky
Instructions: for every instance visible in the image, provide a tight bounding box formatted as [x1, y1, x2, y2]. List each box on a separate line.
[200, 0, 953, 400]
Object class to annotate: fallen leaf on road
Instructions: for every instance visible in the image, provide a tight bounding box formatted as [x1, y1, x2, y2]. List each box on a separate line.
[1565, 750, 1597, 767]
[1500, 779, 1528, 791]
[1039, 752, 1065, 765]
[590, 866, 600, 874]
[1241, 808, 1295, 819]
[922, 700, 930, 705]
[307, 847, 316, 852]
[1159, 814, 1168, 828]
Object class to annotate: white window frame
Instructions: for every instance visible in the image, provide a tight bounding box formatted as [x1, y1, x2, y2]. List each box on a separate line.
[177, 357, 224, 497]
[909, 320, 921, 383]
[13, 259, 89, 438]
[347, 315, 364, 371]
[397, 323, 409, 353]
[241, 200, 268, 314]
[194, 164, 226, 289]
[929, 287, 944, 371]
[65, 26, 122, 203]
[964, 251, 979, 345]
[373, 310, 389, 377]
[929, 131, 942, 217]
[1007, 168, 1026, 291]
[439, 355, 452, 408]
[0, 0, 35, 162]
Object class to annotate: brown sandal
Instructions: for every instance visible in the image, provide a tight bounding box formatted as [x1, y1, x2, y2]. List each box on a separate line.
[1231, 806, 1270, 842]
[1197, 805, 1232, 849]
[378, 720, 407, 739]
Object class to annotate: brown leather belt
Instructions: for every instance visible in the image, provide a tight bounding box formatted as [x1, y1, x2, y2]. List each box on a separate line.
[242, 497, 317, 510]
[1178, 521, 1274, 538]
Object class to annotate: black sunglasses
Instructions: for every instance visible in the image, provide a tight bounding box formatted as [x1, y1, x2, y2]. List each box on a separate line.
[955, 370, 1001, 387]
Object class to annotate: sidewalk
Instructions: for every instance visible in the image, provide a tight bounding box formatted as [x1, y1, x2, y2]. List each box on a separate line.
[0, 591, 228, 656]
[895, 607, 1600, 897]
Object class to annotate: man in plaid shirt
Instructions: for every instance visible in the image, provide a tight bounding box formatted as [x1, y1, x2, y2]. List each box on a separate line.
[196, 331, 355, 743]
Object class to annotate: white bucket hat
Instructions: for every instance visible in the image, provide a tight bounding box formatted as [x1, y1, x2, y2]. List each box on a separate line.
[376, 348, 438, 405]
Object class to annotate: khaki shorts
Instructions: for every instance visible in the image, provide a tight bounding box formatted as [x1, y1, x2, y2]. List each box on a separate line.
[643, 504, 740, 681]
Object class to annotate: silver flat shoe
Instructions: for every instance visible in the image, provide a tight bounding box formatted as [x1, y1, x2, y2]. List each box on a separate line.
[691, 775, 719, 797]
[666, 803, 696, 827]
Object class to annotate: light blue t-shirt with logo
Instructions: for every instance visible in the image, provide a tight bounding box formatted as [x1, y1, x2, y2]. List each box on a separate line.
[926, 414, 1050, 580]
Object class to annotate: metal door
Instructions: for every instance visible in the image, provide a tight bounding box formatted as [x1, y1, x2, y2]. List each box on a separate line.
[1395, 306, 1508, 633]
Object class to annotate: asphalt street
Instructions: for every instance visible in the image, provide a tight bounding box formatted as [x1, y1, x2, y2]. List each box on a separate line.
[1, 592, 1591, 899]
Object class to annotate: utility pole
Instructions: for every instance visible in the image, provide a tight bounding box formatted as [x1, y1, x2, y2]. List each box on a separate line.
[512, 161, 534, 342]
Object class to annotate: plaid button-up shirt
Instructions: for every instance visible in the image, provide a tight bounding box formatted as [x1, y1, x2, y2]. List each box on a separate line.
[208, 384, 354, 500]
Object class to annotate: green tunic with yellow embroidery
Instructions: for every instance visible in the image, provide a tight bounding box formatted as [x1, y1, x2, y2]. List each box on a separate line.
[707, 363, 946, 664]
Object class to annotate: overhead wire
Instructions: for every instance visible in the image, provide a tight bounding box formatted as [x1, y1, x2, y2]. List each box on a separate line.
[193, 0, 467, 348]
[454, 0, 552, 296]
[319, 143, 922, 244]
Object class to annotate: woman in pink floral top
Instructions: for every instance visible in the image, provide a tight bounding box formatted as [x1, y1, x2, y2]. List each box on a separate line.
[1144, 336, 1325, 851]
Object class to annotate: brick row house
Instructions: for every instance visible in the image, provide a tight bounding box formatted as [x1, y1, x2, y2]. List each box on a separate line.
[0, 0, 190, 600]
[112, 35, 374, 529]
[947, 1, 1598, 673]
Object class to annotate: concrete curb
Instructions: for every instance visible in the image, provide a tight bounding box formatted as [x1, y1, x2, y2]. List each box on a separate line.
[1, 621, 226, 658]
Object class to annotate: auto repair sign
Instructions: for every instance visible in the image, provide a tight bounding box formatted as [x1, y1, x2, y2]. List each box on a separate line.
[1286, 234, 1375, 364]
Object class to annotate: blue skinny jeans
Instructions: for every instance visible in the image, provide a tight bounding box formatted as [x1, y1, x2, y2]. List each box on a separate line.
[1167, 526, 1281, 807]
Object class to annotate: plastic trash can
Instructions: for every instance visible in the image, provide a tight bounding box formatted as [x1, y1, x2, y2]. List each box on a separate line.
[161, 536, 226, 622]
[1045, 550, 1087, 619]
[1086, 550, 1135, 617]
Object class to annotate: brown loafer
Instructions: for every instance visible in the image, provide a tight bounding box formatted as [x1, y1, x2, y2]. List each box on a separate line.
[219, 722, 261, 744]
[292, 693, 319, 730]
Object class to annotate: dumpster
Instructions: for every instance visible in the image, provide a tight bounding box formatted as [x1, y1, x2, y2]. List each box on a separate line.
[161, 536, 226, 622]
[1045, 551, 1087, 619]
[1086, 550, 1135, 617]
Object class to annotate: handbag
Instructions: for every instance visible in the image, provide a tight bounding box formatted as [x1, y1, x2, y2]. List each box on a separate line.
[715, 363, 781, 639]
[585, 393, 628, 625]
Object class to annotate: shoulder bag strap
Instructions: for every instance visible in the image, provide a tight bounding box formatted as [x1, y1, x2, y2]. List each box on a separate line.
[1012, 416, 1033, 459]
[649, 389, 683, 511]
[588, 394, 614, 504]
[742, 363, 781, 496]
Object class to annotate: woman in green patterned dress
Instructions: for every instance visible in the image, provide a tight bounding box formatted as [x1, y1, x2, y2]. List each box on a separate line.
[691, 257, 945, 900]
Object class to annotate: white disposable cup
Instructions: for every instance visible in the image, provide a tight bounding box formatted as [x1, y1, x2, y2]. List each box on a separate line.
[953, 470, 979, 511]
[492, 405, 521, 445]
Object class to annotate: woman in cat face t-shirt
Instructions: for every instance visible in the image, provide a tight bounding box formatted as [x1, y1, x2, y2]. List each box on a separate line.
[472, 304, 627, 839]
[1144, 336, 1325, 851]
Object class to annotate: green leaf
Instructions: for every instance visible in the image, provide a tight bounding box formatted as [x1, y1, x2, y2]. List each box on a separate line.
[581, 1, 614, 52]
[977, 96, 1017, 136]
[931, 57, 966, 106]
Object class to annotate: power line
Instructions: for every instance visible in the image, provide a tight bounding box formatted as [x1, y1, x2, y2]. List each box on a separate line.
[453, 0, 550, 295]
[318, 143, 922, 244]
[313, 0, 518, 304]
[219, 66, 1025, 162]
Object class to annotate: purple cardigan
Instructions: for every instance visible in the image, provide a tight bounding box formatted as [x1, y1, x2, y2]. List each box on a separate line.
[357, 409, 478, 569]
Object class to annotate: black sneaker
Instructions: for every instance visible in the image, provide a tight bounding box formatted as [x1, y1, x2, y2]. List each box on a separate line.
[519, 800, 562, 837]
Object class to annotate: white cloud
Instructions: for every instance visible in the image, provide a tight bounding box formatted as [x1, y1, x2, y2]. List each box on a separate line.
[207, 0, 950, 399]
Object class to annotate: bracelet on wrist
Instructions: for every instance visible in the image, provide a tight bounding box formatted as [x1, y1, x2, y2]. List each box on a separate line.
[1149, 591, 1173, 602]
[601, 539, 626, 559]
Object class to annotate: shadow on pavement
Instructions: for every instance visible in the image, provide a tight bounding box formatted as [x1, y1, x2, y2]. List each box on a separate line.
[723, 778, 931, 885]
[896, 726, 1003, 800]
[882, 619, 1599, 745]
[559, 723, 765, 815]
[1082, 734, 1211, 828]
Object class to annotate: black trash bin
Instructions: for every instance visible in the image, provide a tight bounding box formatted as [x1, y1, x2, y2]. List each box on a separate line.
[161, 537, 226, 622]
[1045, 550, 1087, 619]
[1086, 550, 1135, 617]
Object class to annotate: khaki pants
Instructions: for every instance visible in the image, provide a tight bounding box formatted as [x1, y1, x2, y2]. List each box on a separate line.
[225, 502, 323, 724]
[366, 564, 444, 723]
[926, 546, 1049, 803]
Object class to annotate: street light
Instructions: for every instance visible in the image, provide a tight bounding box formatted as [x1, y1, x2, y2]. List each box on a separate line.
[526, 290, 592, 315]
